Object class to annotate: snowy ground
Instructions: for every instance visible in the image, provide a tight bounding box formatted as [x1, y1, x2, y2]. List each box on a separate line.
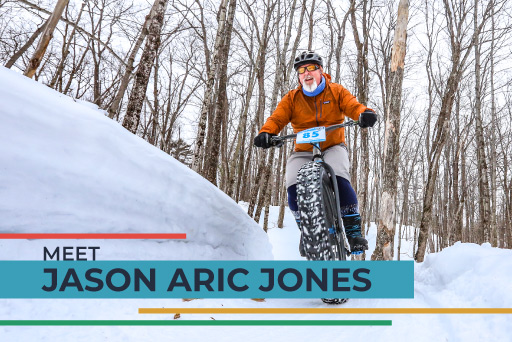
[1, 66, 511, 341]
[0, 66, 271, 261]
[1, 218, 511, 341]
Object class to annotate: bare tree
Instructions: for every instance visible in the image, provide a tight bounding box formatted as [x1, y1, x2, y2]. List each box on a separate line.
[349, 0, 371, 236]
[415, 0, 495, 262]
[107, 2, 156, 119]
[4, 16, 50, 69]
[203, 0, 237, 185]
[473, 0, 492, 244]
[325, 1, 350, 83]
[49, 1, 86, 90]
[307, 0, 316, 50]
[24, 0, 69, 78]
[245, 0, 278, 218]
[191, 0, 230, 172]
[122, 0, 168, 134]
[372, 0, 409, 261]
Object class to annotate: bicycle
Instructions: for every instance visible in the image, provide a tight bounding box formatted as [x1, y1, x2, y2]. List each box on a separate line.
[271, 120, 361, 304]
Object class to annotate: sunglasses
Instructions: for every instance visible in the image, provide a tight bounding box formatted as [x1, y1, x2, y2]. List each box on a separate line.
[297, 65, 320, 74]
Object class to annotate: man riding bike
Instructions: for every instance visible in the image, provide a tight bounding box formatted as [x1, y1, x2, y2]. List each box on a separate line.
[254, 51, 377, 256]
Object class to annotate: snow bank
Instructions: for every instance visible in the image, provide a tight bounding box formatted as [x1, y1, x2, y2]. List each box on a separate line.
[415, 242, 512, 308]
[0, 66, 272, 260]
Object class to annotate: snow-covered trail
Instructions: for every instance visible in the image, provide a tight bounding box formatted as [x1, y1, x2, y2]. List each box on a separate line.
[0, 194, 509, 342]
[2, 215, 508, 342]
[254, 205, 512, 342]
[4, 205, 508, 342]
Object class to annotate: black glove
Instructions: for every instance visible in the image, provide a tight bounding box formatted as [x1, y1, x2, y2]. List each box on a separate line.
[359, 109, 377, 128]
[254, 132, 276, 149]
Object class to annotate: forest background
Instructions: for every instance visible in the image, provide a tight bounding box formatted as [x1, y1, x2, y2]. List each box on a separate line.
[1, 0, 511, 261]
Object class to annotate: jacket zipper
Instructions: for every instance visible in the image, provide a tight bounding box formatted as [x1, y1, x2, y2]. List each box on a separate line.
[320, 93, 324, 119]
[319, 94, 326, 149]
[314, 96, 319, 126]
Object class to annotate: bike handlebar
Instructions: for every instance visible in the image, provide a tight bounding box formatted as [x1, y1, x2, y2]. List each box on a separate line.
[270, 120, 359, 144]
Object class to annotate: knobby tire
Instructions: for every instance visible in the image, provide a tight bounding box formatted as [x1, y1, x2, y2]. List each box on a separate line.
[296, 161, 348, 305]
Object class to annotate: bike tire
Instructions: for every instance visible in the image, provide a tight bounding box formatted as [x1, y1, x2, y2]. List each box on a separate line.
[297, 161, 348, 305]
[296, 161, 346, 262]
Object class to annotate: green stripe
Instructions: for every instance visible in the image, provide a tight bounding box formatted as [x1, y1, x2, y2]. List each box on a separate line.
[0, 320, 391, 326]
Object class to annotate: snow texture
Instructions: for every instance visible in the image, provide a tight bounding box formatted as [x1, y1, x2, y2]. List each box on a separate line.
[1, 66, 511, 341]
[0, 66, 272, 261]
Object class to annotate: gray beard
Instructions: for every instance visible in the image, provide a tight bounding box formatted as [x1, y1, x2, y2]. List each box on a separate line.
[302, 79, 318, 92]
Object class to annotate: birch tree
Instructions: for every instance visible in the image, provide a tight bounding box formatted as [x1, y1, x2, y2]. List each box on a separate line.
[24, 0, 69, 78]
[191, 0, 229, 172]
[473, 0, 492, 244]
[372, 0, 409, 261]
[203, 0, 237, 184]
[122, 0, 168, 134]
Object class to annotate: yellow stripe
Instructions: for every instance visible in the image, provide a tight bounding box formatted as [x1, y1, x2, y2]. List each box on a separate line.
[138, 308, 512, 314]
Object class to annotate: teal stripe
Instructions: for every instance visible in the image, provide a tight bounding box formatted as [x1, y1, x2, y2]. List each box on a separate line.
[0, 320, 392, 326]
[0, 260, 414, 299]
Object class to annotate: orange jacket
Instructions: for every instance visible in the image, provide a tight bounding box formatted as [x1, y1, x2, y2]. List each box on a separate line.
[259, 73, 368, 152]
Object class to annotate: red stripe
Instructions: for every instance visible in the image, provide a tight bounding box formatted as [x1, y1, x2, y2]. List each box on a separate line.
[0, 233, 186, 239]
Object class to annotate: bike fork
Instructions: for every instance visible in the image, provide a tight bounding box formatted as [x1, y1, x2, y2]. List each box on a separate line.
[320, 161, 351, 256]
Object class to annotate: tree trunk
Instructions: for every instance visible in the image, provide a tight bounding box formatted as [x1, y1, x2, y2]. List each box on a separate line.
[326, 1, 350, 84]
[227, 59, 255, 197]
[372, 0, 408, 261]
[474, 0, 492, 244]
[273, 138, 284, 205]
[350, 0, 371, 231]
[122, 0, 168, 134]
[452, 92, 465, 244]
[277, 184, 287, 228]
[490, 9, 499, 246]
[246, 0, 276, 218]
[149, 53, 160, 146]
[254, 0, 286, 222]
[248, 151, 265, 217]
[24, 0, 69, 78]
[108, 3, 155, 119]
[262, 171, 275, 232]
[203, 0, 236, 185]
[277, 135, 290, 228]
[5, 17, 50, 69]
[63, 37, 91, 95]
[489, 10, 498, 246]
[415, 0, 493, 262]
[49, 1, 86, 89]
[416, 68, 459, 261]
[239, 126, 256, 202]
[191, 0, 229, 172]
[306, 0, 316, 50]
[254, 151, 275, 223]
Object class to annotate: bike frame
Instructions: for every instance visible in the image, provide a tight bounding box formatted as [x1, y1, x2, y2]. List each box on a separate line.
[272, 121, 359, 256]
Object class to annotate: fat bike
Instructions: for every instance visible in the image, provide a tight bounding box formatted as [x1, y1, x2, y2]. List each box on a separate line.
[271, 121, 361, 305]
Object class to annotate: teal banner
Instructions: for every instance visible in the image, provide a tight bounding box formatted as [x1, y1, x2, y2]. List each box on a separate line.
[0, 261, 413, 298]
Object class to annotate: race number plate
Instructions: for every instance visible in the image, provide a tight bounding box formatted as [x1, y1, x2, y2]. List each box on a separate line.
[296, 126, 326, 144]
